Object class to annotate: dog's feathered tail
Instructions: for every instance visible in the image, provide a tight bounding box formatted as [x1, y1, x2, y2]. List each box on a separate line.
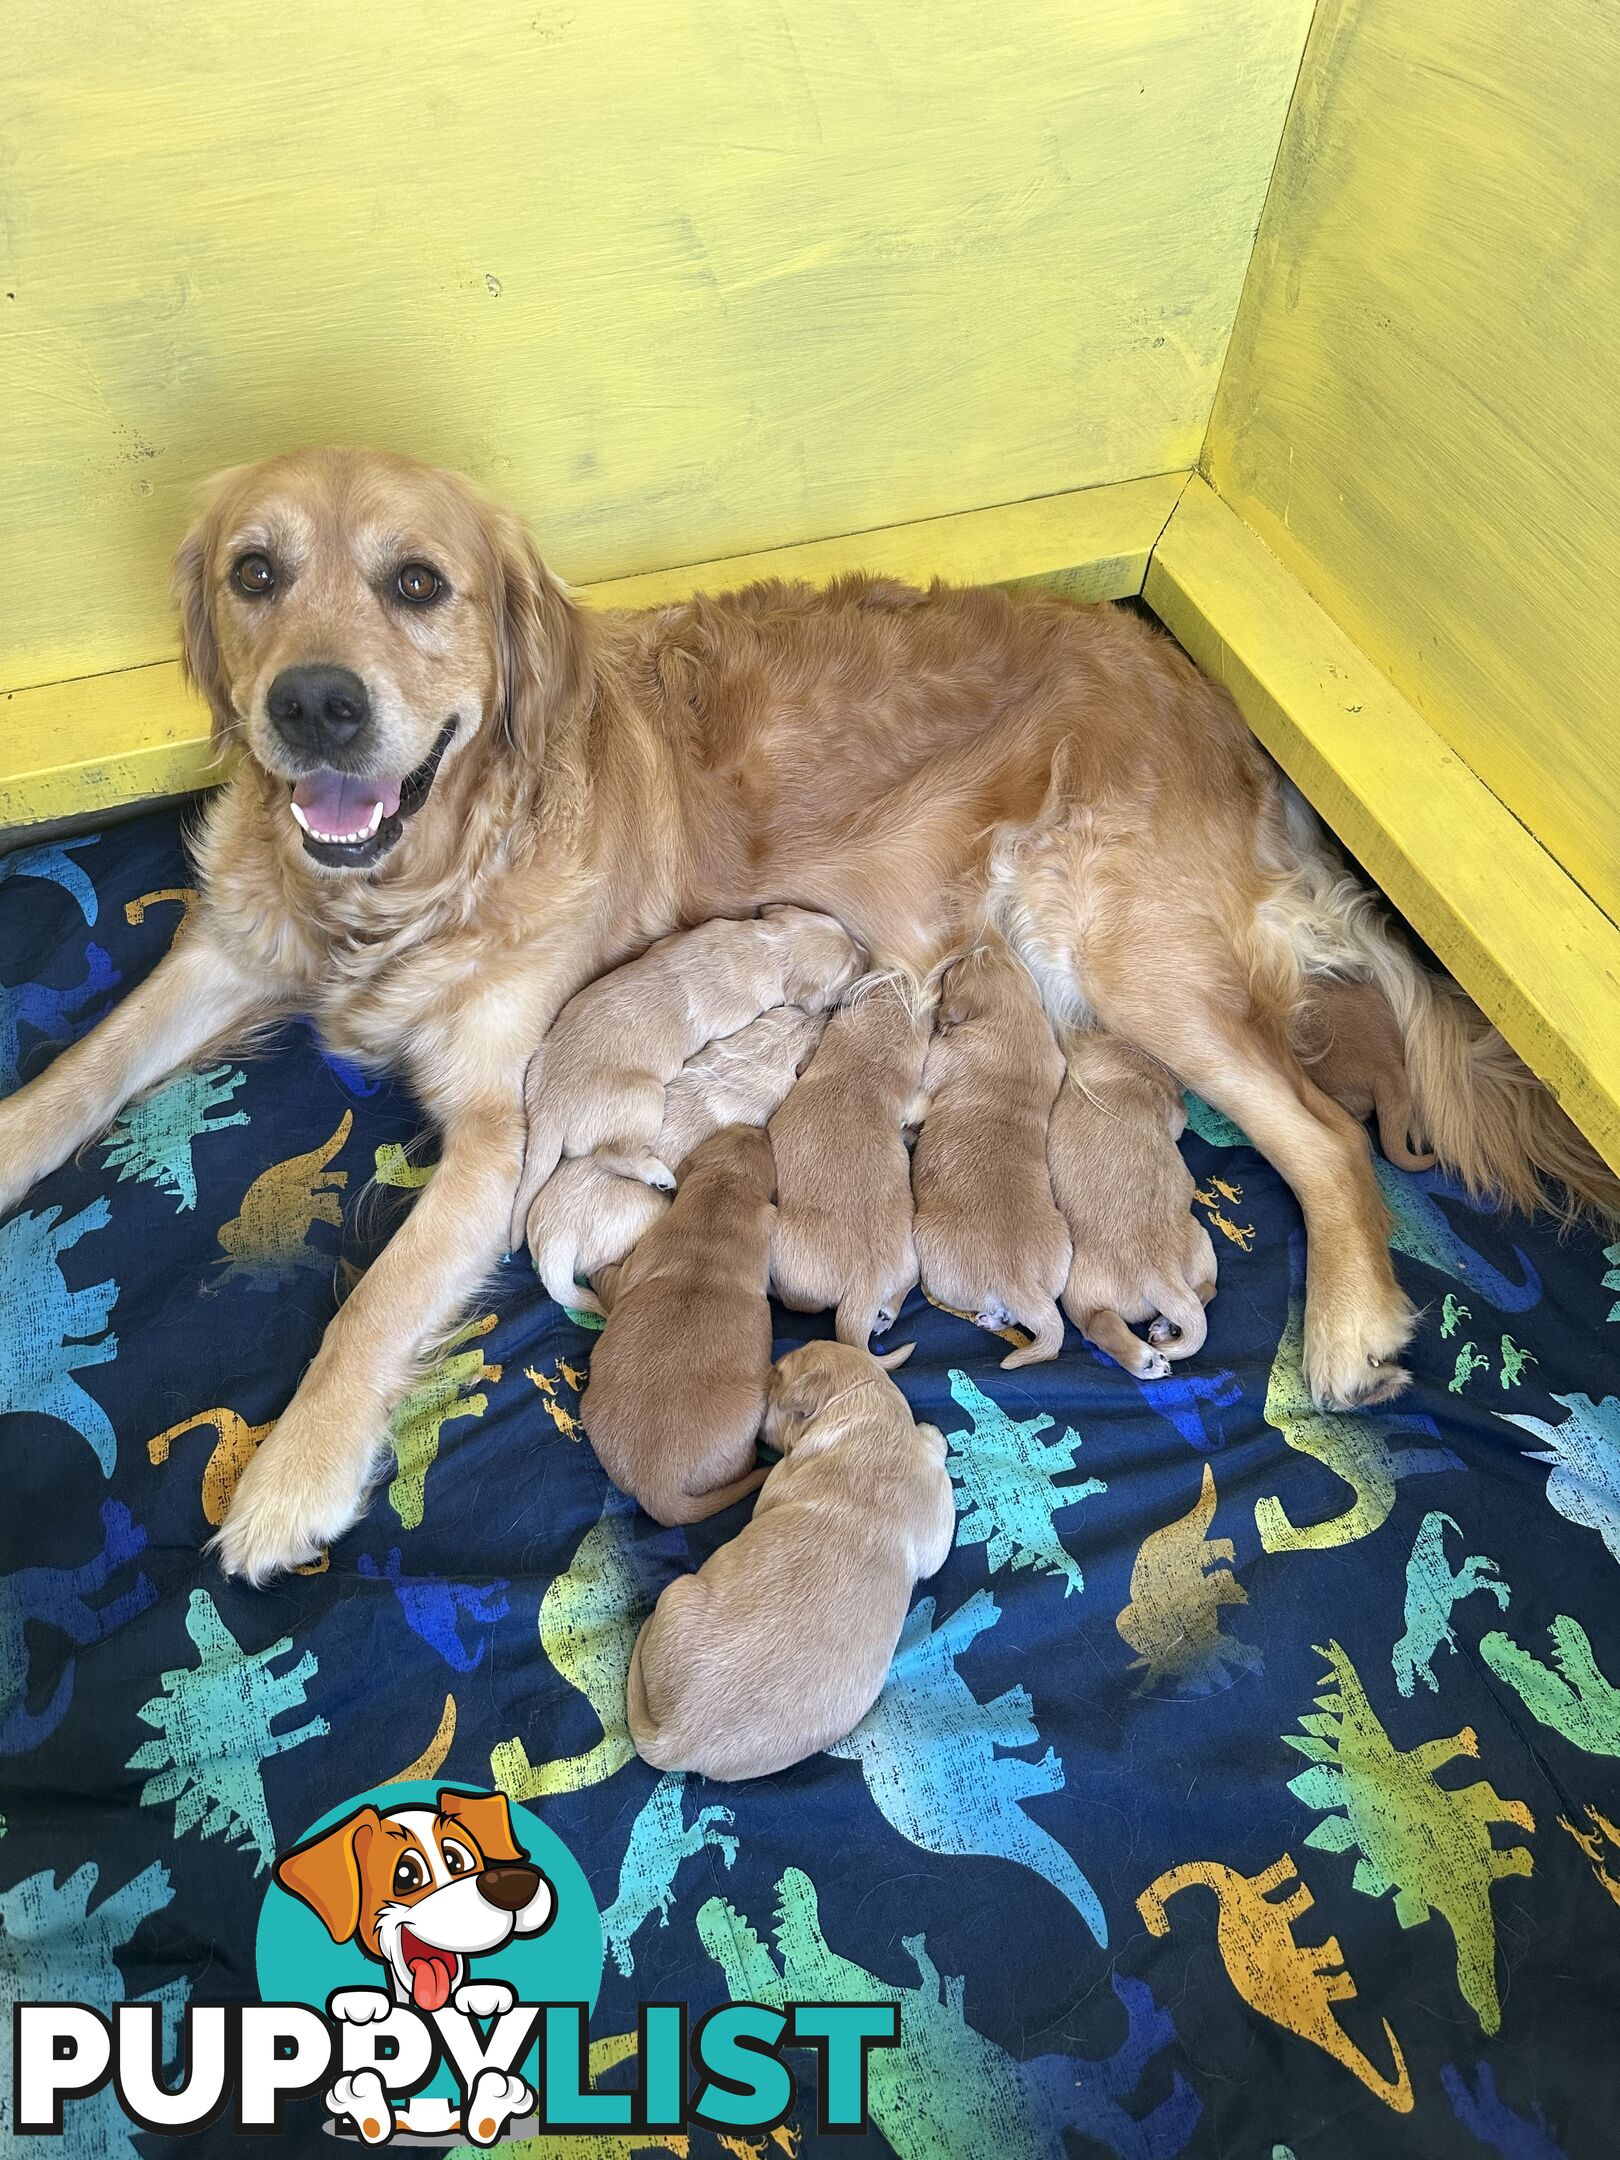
[1000, 1299, 1065, 1370]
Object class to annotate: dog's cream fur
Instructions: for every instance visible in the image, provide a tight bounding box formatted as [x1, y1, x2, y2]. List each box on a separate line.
[912, 941, 1071, 1368]
[626, 1340, 954, 1780]
[0, 447, 1608, 1580]
[580, 1125, 776, 1525]
[768, 979, 932, 1347]
[1048, 1032, 1218, 1378]
[525, 1004, 824, 1312]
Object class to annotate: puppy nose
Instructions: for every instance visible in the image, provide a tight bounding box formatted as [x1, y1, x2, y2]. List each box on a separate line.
[477, 1863, 541, 1912]
[266, 664, 371, 756]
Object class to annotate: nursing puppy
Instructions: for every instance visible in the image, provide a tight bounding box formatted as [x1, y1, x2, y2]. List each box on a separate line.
[768, 980, 932, 1347]
[911, 942, 1070, 1367]
[580, 1124, 776, 1524]
[627, 1340, 954, 1780]
[1295, 978, 1435, 1171]
[525, 1004, 824, 1313]
[1049, 1031, 1218, 1378]
[508, 907, 859, 1240]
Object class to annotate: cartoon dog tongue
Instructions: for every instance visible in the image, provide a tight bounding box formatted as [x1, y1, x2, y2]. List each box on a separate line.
[291, 769, 402, 841]
[402, 1933, 457, 2011]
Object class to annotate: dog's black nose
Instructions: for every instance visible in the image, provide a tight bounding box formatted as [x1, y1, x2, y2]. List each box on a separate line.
[267, 665, 371, 757]
[477, 1863, 541, 1912]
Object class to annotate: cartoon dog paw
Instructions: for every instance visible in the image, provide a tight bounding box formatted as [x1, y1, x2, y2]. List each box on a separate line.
[326, 2069, 393, 2145]
[462, 2068, 533, 2146]
[452, 1978, 517, 2019]
[329, 1986, 394, 2025]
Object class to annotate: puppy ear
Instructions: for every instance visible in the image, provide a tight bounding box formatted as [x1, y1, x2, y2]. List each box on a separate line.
[437, 1787, 528, 1866]
[172, 498, 236, 750]
[273, 1806, 381, 1942]
[491, 512, 591, 765]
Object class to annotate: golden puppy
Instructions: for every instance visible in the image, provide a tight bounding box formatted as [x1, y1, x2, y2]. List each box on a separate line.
[768, 980, 932, 1347]
[626, 1340, 954, 1780]
[1048, 1032, 1218, 1378]
[911, 942, 1070, 1367]
[1295, 978, 1436, 1171]
[525, 1004, 824, 1312]
[509, 906, 859, 1239]
[580, 1124, 776, 1524]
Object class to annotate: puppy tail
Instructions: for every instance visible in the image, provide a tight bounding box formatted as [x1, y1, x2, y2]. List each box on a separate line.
[653, 1464, 770, 1527]
[1151, 1286, 1209, 1361]
[835, 1287, 893, 1350]
[1000, 1301, 1065, 1369]
[541, 1252, 604, 1316]
[508, 1124, 565, 1252]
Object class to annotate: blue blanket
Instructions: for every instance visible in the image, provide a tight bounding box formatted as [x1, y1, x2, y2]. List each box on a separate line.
[3, 807, 1618, 2158]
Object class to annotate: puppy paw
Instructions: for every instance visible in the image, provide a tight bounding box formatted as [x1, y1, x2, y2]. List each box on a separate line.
[1147, 1315, 1181, 1346]
[452, 1979, 517, 2019]
[1139, 1350, 1172, 1380]
[329, 1987, 393, 2025]
[326, 2070, 393, 2146]
[974, 1305, 1012, 1331]
[462, 2068, 533, 2147]
[211, 1398, 385, 1583]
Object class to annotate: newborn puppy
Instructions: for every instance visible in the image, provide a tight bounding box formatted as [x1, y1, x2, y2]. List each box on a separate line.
[911, 942, 1070, 1367]
[769, 980, 932, 1346]
[580, 1124, 776, 1525]
[525, 1005, 825, 1313]
[1295, 978, 1435, 1170]
[1048, 1031, 1218, 1379]
[626, 1340, 954, 1779]
[509, 906, 861, 1241]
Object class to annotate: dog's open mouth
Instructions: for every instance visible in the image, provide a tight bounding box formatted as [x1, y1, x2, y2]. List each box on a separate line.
[289, 720, 458, 870]
[397, 1923, 463, 2011]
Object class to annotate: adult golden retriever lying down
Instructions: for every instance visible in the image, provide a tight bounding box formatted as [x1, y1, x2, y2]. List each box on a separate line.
[0, 449, 1609, 1582]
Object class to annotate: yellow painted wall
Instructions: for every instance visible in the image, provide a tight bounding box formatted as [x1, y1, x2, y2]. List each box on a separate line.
[1207, 0, 1620, 929]
[3, 0, 1313, 694]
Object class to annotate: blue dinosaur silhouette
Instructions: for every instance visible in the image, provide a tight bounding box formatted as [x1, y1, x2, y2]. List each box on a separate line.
[1, 1500, 155, 1753]
[830, 1589, 1108, 1945]
[0, 835, 99, 923]
[0, 1198, 120, 1472]
[356, 1548, 511, 1672]
[1498, 1396, 1620, 1570]
[1391, 1511, 1509, 1697]
[0, 1860, 187, 2160]
[1374, 1161, 1541, 1312]
[1603, 1242, 1620, 1324]
[0, 943, 119, 1092]
[945, 1369, 1105, 1595]
[1088, 1350, 1244, 1451]
[1442, 2060, 1567, 2160]
[599, 1772, 739, 1976]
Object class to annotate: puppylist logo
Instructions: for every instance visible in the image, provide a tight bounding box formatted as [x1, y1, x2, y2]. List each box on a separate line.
[11, 1781, 897, 2146]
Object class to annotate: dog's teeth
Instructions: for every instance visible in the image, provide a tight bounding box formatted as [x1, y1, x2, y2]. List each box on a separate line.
[364, 800, 383, 836]
[290, 801, 312, 834]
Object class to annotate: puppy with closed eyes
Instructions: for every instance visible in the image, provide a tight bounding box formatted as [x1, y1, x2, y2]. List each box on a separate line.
[1048, 1030, 1218, 1378]
[525, 1003, 825, 1313]
[911, 941, 1071, 1367]
[508, 906, 860, 1241]
[580, 1123, 776, 1525]
[626, 1339, 954, 1780]
[1294, 978, 1435, 1171]
[768, 979, 932, 1347]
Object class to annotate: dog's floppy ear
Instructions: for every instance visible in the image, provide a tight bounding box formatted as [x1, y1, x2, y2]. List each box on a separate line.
[273, 1805, 382, 1942]
[172, 471, 241, 750]
[437, 1787, 528, 1866]
[490, 510, 591, 767]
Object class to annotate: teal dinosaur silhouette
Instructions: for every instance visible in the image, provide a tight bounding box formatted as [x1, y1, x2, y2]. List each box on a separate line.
[0, 1860, 187, 2160]
[1442, 2059, 1568, 2160]
[1373, 1160, 1540, 1311]
[127, 1588, 328, 1873]
[1182, 1093, 1250, 1148]
[1498, 1335, 1536, 1389]
[1391, 1512, 1509, 1697]
[599, 1772, 738, 1976]
[1603, 1243, 1620, 1324]
[1498, 1395, 1620, 1569]
[0, 1198, 120, 1473]
[1480, 1617, 1620, 1756]
[829, 1589, 1107, 1944]
[0, 834, 99, 922]
[1, 1500, 155, 1754]
[697, 1866, 1198, 2160]
[944, 1369, 1105, 1595]
[100, 1064, 250, 1213]
[1450, 1342, 1491, 1393]
[1441, 1293, 1470, 1340]
[0, 943, 119, 1092]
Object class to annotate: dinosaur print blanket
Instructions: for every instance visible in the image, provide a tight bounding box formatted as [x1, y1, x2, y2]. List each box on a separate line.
[3, 807, 1619, 2159]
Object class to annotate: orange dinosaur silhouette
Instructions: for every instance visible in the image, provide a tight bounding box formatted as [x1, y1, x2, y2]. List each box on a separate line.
[147, 1407, 327, 1573]
[212, 1110, 351, 1287]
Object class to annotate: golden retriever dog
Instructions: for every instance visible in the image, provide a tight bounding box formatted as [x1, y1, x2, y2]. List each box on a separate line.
[0, 447, 1607, 1580]
[911, 940, 1072, 1368]
[1048, 1031, 1218, 1378]
[1293, 978, 1436, 1172]
[767, 978, 932, 1347]
[507, 904, 859, 1228]
[524, 1003, 824, 1313]
[580, 1125, 776, 1525]
[626, 1340, 954, 1780]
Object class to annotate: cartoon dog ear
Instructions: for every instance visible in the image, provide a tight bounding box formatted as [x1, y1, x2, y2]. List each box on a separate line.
[273, 1806, 383, 1942]
[437, 1788, 527, 1866]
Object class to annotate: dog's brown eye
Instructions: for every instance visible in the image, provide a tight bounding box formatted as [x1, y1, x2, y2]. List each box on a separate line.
[442, 1840, 476, 1876]
[233, 552, 276, 598]
[396, 562, 441, 605]
[392, 1853, 427, 1896]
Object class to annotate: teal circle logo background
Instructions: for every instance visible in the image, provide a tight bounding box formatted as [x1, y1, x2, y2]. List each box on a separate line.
[256, 1782, 602, 2101]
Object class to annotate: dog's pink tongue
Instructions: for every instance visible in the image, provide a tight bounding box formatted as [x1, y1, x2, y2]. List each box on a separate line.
[407, 1947, 454, 2012]
[291, 769, 402, 839]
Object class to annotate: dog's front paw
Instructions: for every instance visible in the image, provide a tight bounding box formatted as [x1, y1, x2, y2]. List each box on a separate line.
[326, 2070, 393, 2145]
[462, 2068, 533, 2147]
[330, 1987, 394, 2025]
[211, 1396, 386, 1584]
[452, 1979, 517, 2019]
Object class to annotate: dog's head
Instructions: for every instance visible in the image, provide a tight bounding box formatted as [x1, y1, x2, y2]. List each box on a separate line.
[763, 1340, 913, 1452]
[173, 449, 590, 875]
[273, 1787, 555, 2009]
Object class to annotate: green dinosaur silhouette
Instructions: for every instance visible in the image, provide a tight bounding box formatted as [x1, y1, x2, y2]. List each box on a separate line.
[599, 1773, 738, 1976]
[1480, 1617, 1620, 1756]
[127, 1589, 327, 1874]
[1449, 1342, 1491, 1394]
[1283, 1640, 1534, 2033]
[1441, 1294, 1470, 1340]
[944, 1369, 1104, 1595]
[387, 1314, 502, 1530]
[1391, 1512, 1509, 1697]
[1498, 1336, 1537, 1389]
[100, 1064, 249, 1212]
